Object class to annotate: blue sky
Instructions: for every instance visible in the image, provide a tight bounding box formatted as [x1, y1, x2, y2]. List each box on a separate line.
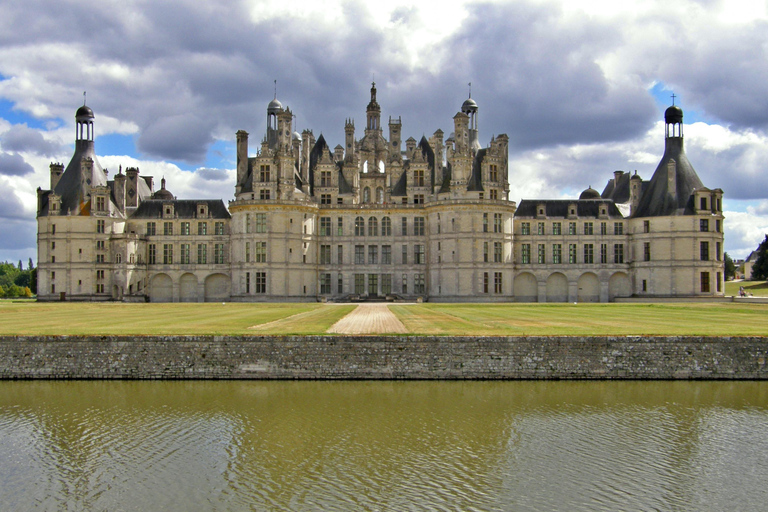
[1, 0, 767, 263]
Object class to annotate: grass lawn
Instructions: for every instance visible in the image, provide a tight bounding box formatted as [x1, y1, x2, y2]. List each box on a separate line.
[0, 301, 765, 337]
[0, 302, 356, 336]
[725, 280, 768, 297]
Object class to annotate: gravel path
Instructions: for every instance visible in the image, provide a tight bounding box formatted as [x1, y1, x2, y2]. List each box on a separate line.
[327, 304, 409, 334]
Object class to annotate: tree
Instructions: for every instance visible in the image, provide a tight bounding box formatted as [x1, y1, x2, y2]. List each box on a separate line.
[17, 260, 22, 271]
[751, 235, 768, 280]
[724, 252, 736, 281]
[28, 258, 34, 271]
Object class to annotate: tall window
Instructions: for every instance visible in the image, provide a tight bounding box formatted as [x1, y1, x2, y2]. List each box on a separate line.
[494, 213, 502, 233]
[197, 244, 207, 264]
[320, 273, 331, 294]
[414, 245, 425, 264]
[321, 194, 331, 205]
[489, 164, 498, 182]
[97, 220, 105, 234]
[701, 272, 710, 293]
[382, 217, 391, 236]
[181, 222, 190, 235]
[414, 274, 425, 294]
[495, 242, 503, 263]
[614, 222, 624, 235]
[337, 245, 343, 264]
[402, 274, 408, 294]
[552, 222, 561, 235]
[552, 244, 562, 264]
[600, 222, 607, 235]
[163, 243, 173, 264]
[164, 222, 173, 235]
[644, 242, 651, 261]
[245, 242, 250, 262]
[337, 217, 343, 236]
[537, 244, 545, 264]
[96, 196, 105, 211]
[494, 272, 502, 294]
[256, 213, 267, 233]
[214, 244, 225, 264]
[484, 213, 490, 233]
[414, 169, 425, 186]
[368, 217, 378, 237]
[700, 241, 709, 261]
[355, 274, 365, 294]
[198, 222, 207, 235]
[215, 222, 225, 235]
[569, 244, 577, 264]
[537, 222, 545, 235]
[368, 274, 378, 295]
[568, 222, 576, 235]
[180, 244, 190, 264]
[355, 245, 365, 264]
[402, 245, 408, 264]
[614, 244, 624, 264]
[700, 219, 710, 232]
[382, 245, 392, 264]
[643, 220, 650, 233]
[368, 245, 378, 264]
[320, 245, 331, 265]
[600, 243, 607, 264]
[584, 222, 593, 235]
[484, 242, 489, 263]
[355, 217, 365, 236]
[255, 272, 266, 293]
[401, 217, 408, 236]
[584, 243, 594, 264]
[382, 274, 392, 295]
[259, 165, 270, 182]
[484, 272, 489, 294]
[320, 217, 331, 236]
[521, 222, 530, 235]
[414, 217, 425, 236]
[521, 244, 531, 264]
[490, 189, 498, 200]
[320, 171, 332, 187]
[255, 242, 266, 263]
[148, 244, 156, 265]
[260, 189, 270, 200]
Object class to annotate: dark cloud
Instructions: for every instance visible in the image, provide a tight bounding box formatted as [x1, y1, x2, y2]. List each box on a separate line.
[137, 113, 213, 163]
[0, 152, 33, 176]
[0, 218, 36, 250]
[195, 168, 229, 181]
[1, 124, 63, 156]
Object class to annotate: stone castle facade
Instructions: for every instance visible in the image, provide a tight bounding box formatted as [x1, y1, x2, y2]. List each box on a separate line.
[36, 85, 725, 302]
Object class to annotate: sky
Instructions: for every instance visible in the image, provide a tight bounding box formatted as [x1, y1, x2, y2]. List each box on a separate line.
[1, 0, 767, 265]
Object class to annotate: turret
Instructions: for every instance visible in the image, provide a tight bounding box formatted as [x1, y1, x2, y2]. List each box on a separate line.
[388, 116, 401, 162]
[344, 119, 355, 161]
[49, 162, 64, 189]
[236, 130, 249, 194]
[365, 82, 381, 134]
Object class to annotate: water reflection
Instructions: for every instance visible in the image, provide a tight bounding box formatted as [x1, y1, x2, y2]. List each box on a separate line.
[1, 381, 768, 511]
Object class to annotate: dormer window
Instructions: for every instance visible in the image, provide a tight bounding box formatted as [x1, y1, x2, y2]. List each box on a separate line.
[96, 196, 106, 212]
[197, 204, 208, 217]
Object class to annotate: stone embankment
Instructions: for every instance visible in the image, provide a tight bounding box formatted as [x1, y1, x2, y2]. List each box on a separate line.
[0, 335, 766, 380]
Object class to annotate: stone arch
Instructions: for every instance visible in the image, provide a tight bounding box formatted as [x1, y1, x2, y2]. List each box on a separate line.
[149, 273, 173, 303]
[179, 273, 198, 303]
[546, 272, 568, 303]
[204, 273, 231, 302]
[577, 272, 600, 303]
[609, 272, 631, 301]
[514, 272, 538, 302]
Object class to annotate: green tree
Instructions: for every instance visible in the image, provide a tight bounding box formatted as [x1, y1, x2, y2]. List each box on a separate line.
[724, 252, 736, 281]
[30, 268, 37, 295]
[751, 235, 768, 280]
[28, 258, 33, 271]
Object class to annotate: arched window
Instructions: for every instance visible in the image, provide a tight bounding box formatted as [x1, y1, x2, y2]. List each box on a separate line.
[362, 161, 368, 174]
[355, 217, 365, 236]
[378, 160, 385, 174]
[376, 187, 384, 204]
[363, 187, 371, 203]
[382, 217, 391, 236]
[368, 217, 378, 237]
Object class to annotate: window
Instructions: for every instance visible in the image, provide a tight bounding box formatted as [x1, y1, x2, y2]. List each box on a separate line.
[537, 222, 545, 235]
[700, 219, 709, 232]
[255, 272, 266, 293]
[489, 164, 498, 182]
[97, 220, 105, 234]
[494, 272, 503, 294]
[521, 222, 530, 235]
[215, 222, 225, 235]
[51, 284, 55, 294]
[584, 244, 594, 264]
[51, 271, 55, 280]
[363, 187, 371, 203]
[552, 244, 562, 264]
[521, 244, 531, 264]
[320, 171, 331, 187]
[320, 273, 331, 294]
[369, 245, 378, 264]
[402, 274, 408, 294]
[569, 244, 577, 264]
[614, 244, 624, 264]
[643, 220, 650, 233]
[255, 242, 266, 263]
[246, 272, 250, 294]
[214, 244, 225, 264]
[197, 244, 207, 264]
[701, 272, 710, 293]
[163, 243, 173, 264]
[414, 274, 425, 295]
[382, 274, 392, 295]
[355, 245, 365, 264]
[260, 189, 270, 200]
[96, 196, 105, 211]
[644, 242, 651, 261]
[716, 219, 721, 233]
[537, 244, 545, 264]
[198, 222, 207, 235]
[368, 274, 378, 295]
[642, 280, 647, 292]
[96, 240, 105, 250]
[95, 254, 105, 263]
[355, 274, 365, 294]
[614, 222, 624, 235]
[484, 242, 489, 263]
[254, 213, 266, 233]
[368, 217, 379, 236]
[401, 217, 408, 236]
[320, 217, 331, 236]
[337, 245, 343, 264]
[414, 169, 425, 187]
[484, 272, 489, 294]
[717, 272, 722, 293]
[320, 245, 331, 265]
[402, 245, 408, 264]
[568, 222, 576, 235]
[338, 274, 343, 294]
[716, 242, 721, 261]
[180, 222, 190, 235]
[700, 241, 709, 261]
[490, 189, 499, 200]
[382, 245, 392, 264]
[600, 243, 607, 264]
[415, 245, 425, 264]
[414, 217, 425, 236]
[553, 222, 561, 235]
[164, 222, 173, 235]
[382, 217, 391, 236]
[355, 217, 365, 236]
[600, 222, 607, 235]
[413, 194, 425, 204]
[495, 242, 503, 263]
[181, 244, 190, 264]
[337, 217, 344, 236]
[245, 241, 251, 262]
[584, 222, 593, 235]
[321, 194, 331, 205]
[51, 224, 56, 235]
[494, 213, 502, 233]
[96, 283, 105, 294]
[259, 165, 270, 182]
[700, 197, 707, 210]
[484, 214, 490, 233]
[148, 244, 156, 264]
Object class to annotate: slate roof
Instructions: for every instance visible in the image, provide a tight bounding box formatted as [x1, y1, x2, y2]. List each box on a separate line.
[52, 140, 107, 215]
[130, 199, 230, 219]
[515, 199, 624, 218]
[467, 148, 486, 192]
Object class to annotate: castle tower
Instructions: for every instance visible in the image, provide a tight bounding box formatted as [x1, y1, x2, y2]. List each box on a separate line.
[461, 93, 481, 155]
[344, 119, 356, 161]
[266, 95, 283, 150]
[365, 82, 381, 134]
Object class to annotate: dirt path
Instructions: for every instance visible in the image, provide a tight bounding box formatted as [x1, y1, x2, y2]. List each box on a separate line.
[327, 304, 409, 334]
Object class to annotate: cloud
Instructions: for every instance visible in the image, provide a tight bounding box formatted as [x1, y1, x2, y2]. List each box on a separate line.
[138, 113, 213, 163]
[0, 152, 33, 176]
[0, 123, 63, 156]
[195, 168, 229, 181]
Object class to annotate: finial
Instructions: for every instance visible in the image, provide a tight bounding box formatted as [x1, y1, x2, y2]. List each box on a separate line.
[671, 93, 676, 106]
[468, 82, 472, 98]
[274, 80, 277, 100]
[83, 91, 86, 106]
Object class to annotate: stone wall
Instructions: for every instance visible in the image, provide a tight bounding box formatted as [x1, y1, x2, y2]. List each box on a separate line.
[1, 336, 766, 380]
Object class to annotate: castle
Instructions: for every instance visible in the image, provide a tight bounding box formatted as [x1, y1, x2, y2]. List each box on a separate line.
[36, 84, 725, 302]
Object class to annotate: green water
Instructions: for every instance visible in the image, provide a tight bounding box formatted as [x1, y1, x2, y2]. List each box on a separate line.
[1, 381, 768, 511]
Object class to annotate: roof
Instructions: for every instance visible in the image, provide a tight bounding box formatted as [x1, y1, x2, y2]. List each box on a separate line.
[130, 199, 230, 219]
[515, 199, 624, 218]
[52, 140, 107, 215]
[467, 148, 486, 192]
[632, 136, 703, 217]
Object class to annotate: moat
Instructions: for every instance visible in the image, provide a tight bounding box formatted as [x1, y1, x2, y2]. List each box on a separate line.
[2, 380, 768, 511]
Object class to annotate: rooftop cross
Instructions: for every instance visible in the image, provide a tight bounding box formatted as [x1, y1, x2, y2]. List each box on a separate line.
[671, 93, 676, 106]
